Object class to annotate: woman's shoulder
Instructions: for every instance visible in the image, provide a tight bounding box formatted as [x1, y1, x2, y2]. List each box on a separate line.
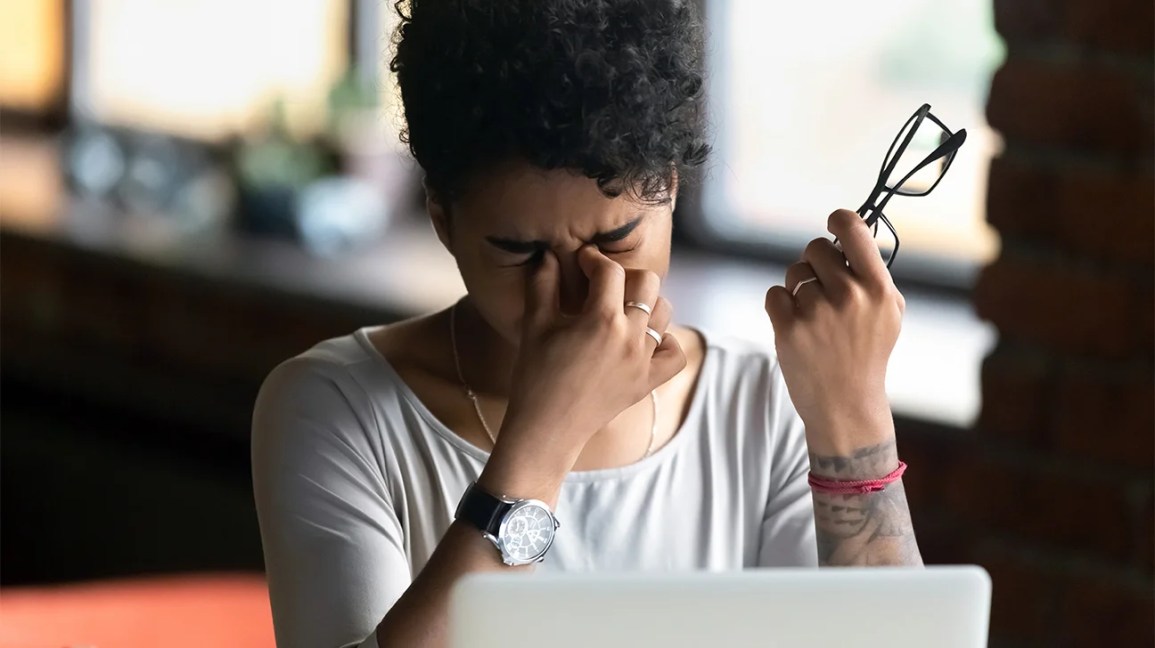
[693, 329, 798, 424]
[255, 313, 463, 447]
[264, 309, 442, 386]
[695, 328, 783, 386]
[690, 330, 802, 456]
[253, 331, 376, 426]
[263, 329, 375, 385]
[255, 323, 420, 423]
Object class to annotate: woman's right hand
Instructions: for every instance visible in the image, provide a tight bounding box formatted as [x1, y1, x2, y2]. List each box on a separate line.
[481, 246, 686, 494]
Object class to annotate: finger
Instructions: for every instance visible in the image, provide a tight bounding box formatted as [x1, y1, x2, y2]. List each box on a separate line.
[576, 245, 626, 316]
[642, 296, 673, 353]
[525, 250, 560, 326]
[647, 296, 673, 332]
[764, 285, 795, 337]
[623, 269, 662, 329]
[783, 262, 821, 298]
[827, 209, 889, 285]
[801, 237, 852, 293]
[648, 330, 687, 391]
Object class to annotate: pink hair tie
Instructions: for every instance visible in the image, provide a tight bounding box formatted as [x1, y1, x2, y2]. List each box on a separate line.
[808, 461, 907, 495]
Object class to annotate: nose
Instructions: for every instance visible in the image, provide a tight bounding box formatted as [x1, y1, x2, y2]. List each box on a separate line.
[555, 249, 589, 316]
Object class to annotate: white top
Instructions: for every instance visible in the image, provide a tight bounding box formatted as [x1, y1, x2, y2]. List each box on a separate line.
[251, 327, 817, 648]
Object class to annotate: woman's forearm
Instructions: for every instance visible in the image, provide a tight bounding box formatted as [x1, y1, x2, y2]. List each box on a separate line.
[375, 416, 577, 648]
[808, 439, 923, 567]
[376, 520, 521, 647]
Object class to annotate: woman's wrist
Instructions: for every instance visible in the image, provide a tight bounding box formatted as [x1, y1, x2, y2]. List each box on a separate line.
[806, 436, 900, 481]
[802, 398, 896, 463]
[477, 460, 566, 508]
[478, 414, 584, 507]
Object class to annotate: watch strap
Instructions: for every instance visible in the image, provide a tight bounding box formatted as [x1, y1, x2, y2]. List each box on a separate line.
[455, 482, 512, 536]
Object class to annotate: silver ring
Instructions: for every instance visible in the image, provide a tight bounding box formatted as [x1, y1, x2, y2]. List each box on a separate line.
[791, 276, 819, 297]
[624, 300, 653, 316]
[645, 327, 663, 346]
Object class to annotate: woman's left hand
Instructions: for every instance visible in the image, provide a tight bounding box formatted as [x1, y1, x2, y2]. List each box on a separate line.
[764, 209, 905, 458]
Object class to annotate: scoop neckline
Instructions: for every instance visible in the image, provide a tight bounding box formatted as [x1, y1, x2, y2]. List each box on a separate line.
[352, 326, 714, 483]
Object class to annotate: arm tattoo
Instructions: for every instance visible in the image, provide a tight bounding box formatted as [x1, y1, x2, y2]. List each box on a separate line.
[809, 439, 923, 567]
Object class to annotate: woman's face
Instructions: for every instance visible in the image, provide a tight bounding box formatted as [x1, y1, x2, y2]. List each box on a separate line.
[431, 160, 675, 347]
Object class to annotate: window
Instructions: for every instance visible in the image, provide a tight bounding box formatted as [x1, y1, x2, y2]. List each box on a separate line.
[0, 0, 66, 114]
[355, 0, 407, 154]
[698, 0, 1004, 287]
[73, 0, 349, 141]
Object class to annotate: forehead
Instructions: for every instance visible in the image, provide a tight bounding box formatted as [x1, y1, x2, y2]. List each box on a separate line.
[454, 161, 655, 236]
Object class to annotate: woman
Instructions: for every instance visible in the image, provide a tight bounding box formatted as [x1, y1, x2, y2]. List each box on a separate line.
[251, 1, 920, 646]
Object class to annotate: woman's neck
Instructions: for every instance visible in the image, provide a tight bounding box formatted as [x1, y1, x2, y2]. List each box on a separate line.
[450, 298, 519, 399]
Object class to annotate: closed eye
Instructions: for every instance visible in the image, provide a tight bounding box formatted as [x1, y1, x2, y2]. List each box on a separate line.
[500, 243, 639, 268]
[503, 249, 545, 268]
[599, 243, 639, 255]
[488, 214, 647, 267]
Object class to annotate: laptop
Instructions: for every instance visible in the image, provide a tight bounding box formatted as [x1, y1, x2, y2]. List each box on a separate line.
[450, 566, 991, 648]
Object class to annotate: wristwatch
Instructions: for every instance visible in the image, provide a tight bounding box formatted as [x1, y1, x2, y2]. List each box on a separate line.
[455, 481, 560, 566]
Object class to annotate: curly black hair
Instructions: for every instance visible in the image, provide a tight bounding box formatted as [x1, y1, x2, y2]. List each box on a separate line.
[389, 0, 710, 204]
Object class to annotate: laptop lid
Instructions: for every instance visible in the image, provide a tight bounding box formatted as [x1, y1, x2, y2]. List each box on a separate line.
[450, 565, 991, 648]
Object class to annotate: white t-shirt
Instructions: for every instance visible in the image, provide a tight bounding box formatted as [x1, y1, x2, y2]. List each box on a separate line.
[251, 327, 817, 648]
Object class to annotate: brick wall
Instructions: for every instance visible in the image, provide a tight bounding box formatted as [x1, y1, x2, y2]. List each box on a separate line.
[911, 1, 1154, 646]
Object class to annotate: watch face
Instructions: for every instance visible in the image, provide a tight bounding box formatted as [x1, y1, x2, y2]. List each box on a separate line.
[498, 500, 557, 564]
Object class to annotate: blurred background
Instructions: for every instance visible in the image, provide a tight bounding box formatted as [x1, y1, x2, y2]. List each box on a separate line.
[0, 1, 1149, 647]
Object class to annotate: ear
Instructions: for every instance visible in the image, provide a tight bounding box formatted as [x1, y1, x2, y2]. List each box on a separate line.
[426, 182, 453, 252]
[669, 168, 679, 213]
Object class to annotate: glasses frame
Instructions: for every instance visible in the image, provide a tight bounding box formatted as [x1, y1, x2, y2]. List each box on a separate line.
[856, 103, 968, 268]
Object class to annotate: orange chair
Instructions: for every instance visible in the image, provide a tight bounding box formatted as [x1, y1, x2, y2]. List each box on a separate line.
[0, 572, 274, 648]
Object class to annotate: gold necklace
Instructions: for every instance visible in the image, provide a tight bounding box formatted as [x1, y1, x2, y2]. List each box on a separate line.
[449, 302, 659, 459]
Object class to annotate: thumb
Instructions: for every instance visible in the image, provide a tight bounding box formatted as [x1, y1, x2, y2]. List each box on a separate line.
[525, 250, 560, 327]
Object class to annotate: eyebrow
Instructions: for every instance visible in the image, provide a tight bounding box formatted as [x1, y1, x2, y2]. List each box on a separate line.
[485, 215, 645, 254]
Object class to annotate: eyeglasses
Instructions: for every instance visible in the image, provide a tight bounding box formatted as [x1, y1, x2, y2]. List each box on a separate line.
[857, 103, 967, 268]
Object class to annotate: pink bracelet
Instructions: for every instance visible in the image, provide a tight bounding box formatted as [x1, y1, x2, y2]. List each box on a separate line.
[808, 461, 907, 495]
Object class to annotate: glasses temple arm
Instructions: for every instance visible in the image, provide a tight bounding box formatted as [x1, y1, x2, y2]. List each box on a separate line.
[878, 108, 927, 182]
[887, 128, 968, 191]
